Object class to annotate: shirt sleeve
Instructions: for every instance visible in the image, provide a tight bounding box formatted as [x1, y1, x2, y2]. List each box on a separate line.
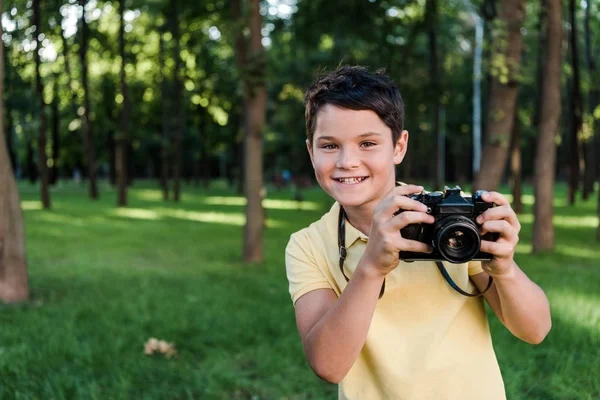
[467, 261, 484, 276]
[285, 231, 333, 305]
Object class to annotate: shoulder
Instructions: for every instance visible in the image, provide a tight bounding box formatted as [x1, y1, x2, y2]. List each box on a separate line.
[286, 202, 339, 252]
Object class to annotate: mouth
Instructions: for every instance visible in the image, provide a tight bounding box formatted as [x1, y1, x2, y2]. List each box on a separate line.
[333, 176, 368, 185]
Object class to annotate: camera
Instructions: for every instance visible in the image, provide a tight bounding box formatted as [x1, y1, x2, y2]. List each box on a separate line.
[398, 186, 498, 264]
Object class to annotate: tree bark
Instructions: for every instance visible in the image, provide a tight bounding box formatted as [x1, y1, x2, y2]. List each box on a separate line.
[79, 0, 98, 199]
[583, 0, 597, 201]
[533, 0, 562, 252]
[234, 0, 266, 263]
[509, 112, 523, 213]
[199, 108, 210, 188]
[427, 0, 442, 189]
[50, 80, 60, 185]
[474, 0, 525, 191]
[0, 5, 29, 302]
[6, 107, 17, 173]
[170, 0, 183, 202]
[33, 0, 51, 209]
[566, 0, 583, 205]
[159, 27, 170, 201]
[116, 0, 129, 207]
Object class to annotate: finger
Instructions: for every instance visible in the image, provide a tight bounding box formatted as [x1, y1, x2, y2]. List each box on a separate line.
[390, 210, 435, 230]
[481, 191, 509, 207]
[390, 184, 425, 196]
[476, 205, 520, 230]
[399, 238, 433, 254]
[480, 220, 518, 243]
[480, 240, 515, 259]
[377, 193, 429, 217]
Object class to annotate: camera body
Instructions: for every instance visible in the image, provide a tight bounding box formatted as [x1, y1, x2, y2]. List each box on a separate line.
[399, 186, 498, 264]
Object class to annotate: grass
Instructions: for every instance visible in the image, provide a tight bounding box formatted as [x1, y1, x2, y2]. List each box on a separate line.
[1, 180, 599, 399]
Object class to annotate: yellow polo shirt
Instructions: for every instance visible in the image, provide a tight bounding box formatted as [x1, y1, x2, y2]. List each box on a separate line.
[285, 202, 506, 400]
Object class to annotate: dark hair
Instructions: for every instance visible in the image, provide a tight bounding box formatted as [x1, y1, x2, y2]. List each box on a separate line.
[304, 66, 405, 145]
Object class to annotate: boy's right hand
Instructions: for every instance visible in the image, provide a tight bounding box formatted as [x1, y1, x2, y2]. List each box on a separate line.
[360, 185, 434, 278]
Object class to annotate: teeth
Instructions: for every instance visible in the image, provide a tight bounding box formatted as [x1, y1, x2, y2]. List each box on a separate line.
[337, 177, 365, 184]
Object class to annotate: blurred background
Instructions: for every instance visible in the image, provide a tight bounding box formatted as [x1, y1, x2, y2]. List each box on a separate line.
[0, 0, 599, 398]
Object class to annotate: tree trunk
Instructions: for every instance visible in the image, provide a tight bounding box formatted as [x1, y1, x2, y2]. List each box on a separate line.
[33, 0, 51, 209]
[0, 6, 29, 302]
[26, 137, 37, 183]
[583, 0, 597, 201]
[79, 0, 98, 199]
[6, 108, 17, 173]
[566, 0, 583, 205]
[170, 0, 182, 202]
[427, 0, 442, 189]
[50, 80, 60, 185]
[234, 0, 266, 263]
[472, 13, 484, 178]
[116, 0, 129, 207]
[61, 26, 79, 124]
[533, 0, 562, 252]
[509, 112, 523, 213]
[474, 0, 525, 191]
[159, 28, 170, 201]
[200, 108, 210, 188]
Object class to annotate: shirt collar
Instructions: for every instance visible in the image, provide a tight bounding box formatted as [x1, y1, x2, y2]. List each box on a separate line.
[325, 202, 369, 249]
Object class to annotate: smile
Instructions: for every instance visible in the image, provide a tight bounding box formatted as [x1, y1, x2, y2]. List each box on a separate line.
[334, 177, 368, 184]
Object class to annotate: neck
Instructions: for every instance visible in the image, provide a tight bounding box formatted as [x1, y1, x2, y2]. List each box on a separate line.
[342, 203, 375, 237]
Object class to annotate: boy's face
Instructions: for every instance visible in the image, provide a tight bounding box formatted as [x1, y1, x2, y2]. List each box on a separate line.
[307, 104, 408, 210]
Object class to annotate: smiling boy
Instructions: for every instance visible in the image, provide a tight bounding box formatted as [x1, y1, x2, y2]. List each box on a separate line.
[285, 66, 551, 399]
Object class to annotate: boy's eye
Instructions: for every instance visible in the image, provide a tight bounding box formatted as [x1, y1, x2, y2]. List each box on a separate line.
[361, 141, 376, 148]
[322, 144, 338, 150]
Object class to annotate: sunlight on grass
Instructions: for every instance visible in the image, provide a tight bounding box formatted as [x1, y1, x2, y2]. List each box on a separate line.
[35, 212, 85, 226]
[553, 215, 599, 228]
[134, 190, 163, 201]
[157, 208, 286, 228]
[508, 213, 598, 228]
[112, 208, 161, 220]
[21, 200, 43, 210]
[515, 243, 532, 254]
[505, 194, 567, 207]
[548, 288, 600, 331]
[203, 196, 320, 210]
[556, 245, 600, 260]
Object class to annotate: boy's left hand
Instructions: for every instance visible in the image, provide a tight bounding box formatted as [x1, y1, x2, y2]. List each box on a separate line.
[475, 191, 521, 277]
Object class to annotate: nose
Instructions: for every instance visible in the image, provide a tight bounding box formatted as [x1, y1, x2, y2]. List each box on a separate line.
[336, 147, 360, 170]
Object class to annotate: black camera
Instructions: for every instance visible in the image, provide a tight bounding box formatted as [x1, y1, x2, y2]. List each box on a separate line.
[398, 186, 498, 264]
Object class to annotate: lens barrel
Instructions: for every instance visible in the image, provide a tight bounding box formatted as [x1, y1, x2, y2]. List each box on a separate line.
[435, 216, 481, 263]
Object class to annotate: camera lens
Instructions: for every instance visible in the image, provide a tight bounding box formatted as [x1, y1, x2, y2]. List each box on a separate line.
[435, 216, 480, 263]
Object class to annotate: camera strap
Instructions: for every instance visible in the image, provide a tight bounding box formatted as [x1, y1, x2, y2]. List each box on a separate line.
[338, 205, 493, 299]
[338, 206, 386, 299]
[435, 262, 493, 297]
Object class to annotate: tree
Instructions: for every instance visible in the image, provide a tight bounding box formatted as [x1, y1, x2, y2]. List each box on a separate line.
[169, 0, 183, 202]
[0, 0, 29, 302]
[474, 0, 525, 191]
[533, 0, 562, 251]
[158, 25, 170, 200]
[233, 0, 266, 263]
[116, 0, 130, 206]
[509, 112, 523, 213]
[566, 0, 583, 205]
[427, 0, 443, 189]
[79, 0, 99, 199]
[33, 0, 51, 208]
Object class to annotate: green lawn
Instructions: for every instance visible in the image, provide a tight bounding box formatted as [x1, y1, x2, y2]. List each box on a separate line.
[1, 180, 599, 399]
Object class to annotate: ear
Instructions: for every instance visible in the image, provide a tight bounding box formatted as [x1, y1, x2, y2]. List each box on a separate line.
[393, 130, 409, 165]
[306, 139, 316, 168]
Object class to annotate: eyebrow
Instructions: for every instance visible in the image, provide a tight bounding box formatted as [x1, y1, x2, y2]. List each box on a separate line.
[315, 132, 383, 141]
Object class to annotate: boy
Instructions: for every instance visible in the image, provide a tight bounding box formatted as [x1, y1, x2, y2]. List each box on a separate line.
[285, 66, 551, 399]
